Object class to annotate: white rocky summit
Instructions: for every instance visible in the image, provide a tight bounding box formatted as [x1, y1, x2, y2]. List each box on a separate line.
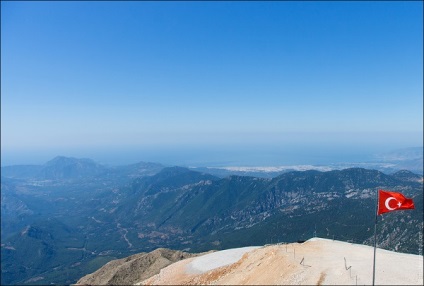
[138, 238, 423, 285]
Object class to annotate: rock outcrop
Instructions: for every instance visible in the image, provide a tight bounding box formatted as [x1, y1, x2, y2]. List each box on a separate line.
[76, 248, 199, 285]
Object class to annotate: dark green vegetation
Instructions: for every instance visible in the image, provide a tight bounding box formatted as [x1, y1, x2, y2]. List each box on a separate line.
[1, 157, 423, 285]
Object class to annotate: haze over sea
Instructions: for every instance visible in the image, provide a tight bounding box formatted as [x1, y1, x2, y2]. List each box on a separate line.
[1, 143, 420, 168]
[1, 146, 371, 167]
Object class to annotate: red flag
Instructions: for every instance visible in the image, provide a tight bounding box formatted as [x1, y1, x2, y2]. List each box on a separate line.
[377, 190, 415, 215]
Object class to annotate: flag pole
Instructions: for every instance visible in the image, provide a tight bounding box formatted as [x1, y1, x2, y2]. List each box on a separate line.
[372, 190, 379, 286]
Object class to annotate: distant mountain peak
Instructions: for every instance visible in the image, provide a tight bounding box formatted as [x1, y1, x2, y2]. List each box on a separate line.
[45, 156, 98, 166]
[392, 170, 423, 182]
[41, 156, 106, 180]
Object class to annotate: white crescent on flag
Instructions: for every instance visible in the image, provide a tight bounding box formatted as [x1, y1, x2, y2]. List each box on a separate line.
[384, 197, 397, 210]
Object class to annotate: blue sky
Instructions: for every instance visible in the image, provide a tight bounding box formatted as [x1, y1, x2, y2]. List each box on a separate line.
[1, 1, 423, 166]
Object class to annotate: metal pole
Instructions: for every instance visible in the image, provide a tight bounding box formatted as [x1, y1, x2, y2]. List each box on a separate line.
[372, 190, 379, 286]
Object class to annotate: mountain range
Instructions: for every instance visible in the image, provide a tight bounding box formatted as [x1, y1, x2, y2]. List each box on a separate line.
[1, 156, 423, 285]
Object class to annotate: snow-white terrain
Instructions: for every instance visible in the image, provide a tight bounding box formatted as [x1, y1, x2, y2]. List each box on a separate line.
[185, 246, 260, 274]
[140, 237, 423, 285]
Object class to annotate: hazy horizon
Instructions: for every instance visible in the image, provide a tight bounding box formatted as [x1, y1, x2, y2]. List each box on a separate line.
[2, 144, 423, 168]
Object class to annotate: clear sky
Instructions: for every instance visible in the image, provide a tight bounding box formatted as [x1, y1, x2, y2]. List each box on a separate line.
[1, 1, 423, 166]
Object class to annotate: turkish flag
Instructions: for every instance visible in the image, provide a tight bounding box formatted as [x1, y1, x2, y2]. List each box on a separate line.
[377, 190, 415, 215]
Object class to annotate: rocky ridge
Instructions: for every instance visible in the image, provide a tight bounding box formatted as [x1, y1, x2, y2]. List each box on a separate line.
[76, 248, 203, 285]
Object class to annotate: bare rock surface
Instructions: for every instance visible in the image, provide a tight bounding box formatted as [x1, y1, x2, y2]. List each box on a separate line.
[140, 238, 423, 285]
[76, 248, 199, 285]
